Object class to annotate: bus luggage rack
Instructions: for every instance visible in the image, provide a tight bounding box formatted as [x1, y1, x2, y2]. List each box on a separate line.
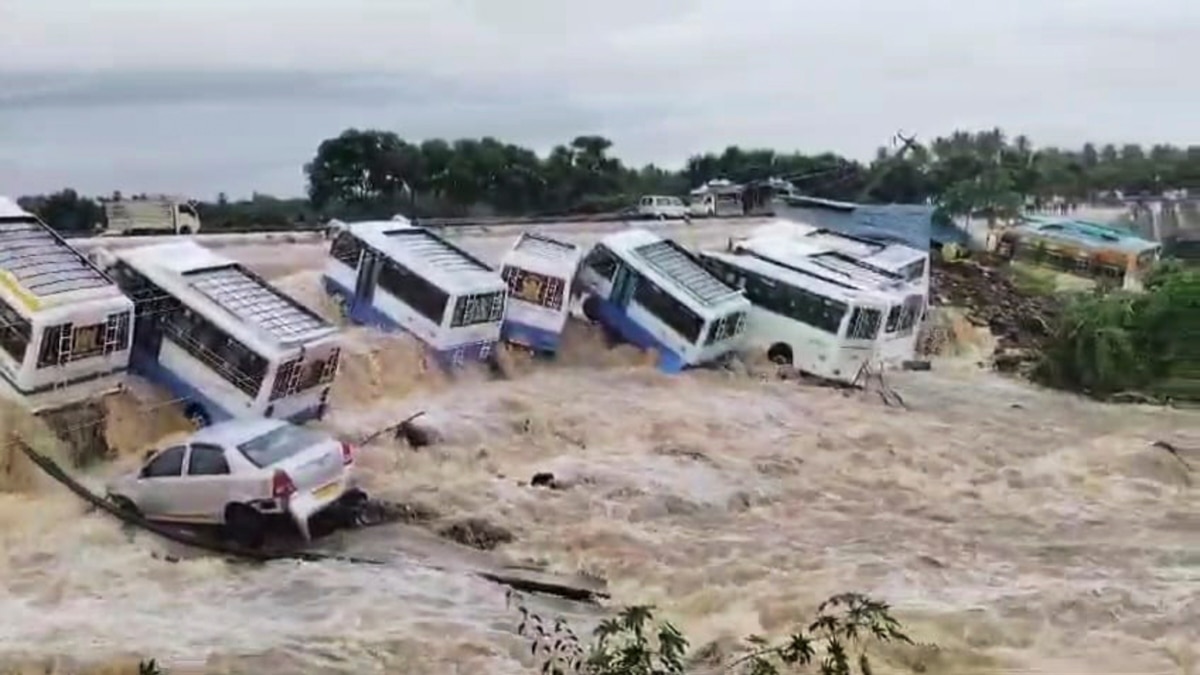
[634, 240, 739, 306]
[513, 232, 578, 260]
[0, 221, 112, 296]
[384, 228, 493, 273]
[186, 265, 330, 342]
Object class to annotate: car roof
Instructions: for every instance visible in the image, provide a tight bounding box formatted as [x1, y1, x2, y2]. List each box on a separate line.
[188, 417, 292, 446]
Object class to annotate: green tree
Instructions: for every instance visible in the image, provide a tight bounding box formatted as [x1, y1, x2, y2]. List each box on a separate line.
[514, 592, 915, 675]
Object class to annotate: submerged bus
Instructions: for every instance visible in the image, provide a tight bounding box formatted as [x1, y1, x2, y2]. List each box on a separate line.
[575, 229, 751, 372]
[0, 197, 135, 412]
[697, 247, 891, 385]
[323, 219, 507, 368]
[498, 232, 584, 354]
[103, 241, 342, 427]
[731, 220, 928, 367]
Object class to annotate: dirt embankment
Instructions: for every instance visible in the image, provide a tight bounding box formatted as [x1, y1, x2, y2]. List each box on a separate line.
[923, 256, 1063, 372]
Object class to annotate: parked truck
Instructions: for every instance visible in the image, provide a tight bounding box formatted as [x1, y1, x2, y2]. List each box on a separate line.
[101, 196, 201, 235]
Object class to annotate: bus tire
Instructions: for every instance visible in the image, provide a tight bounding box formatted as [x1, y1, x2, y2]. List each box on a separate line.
[184, 403, 212, 429]
[224, 504, 267, 549]
[767, 343, 793, 365]
[581, 296, 603, 323]
[178, 226, 192, 235]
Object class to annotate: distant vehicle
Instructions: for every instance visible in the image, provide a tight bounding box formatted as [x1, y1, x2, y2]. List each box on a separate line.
[688, 192, 744, 218]
[101, 197, 201, 236]
[323, 218, 507, 369]
[697, 246, 890, 385]
[105, 418, 365, 547]
[994, 217, 1161, 289]
[498, 232, 585, 354]
[103, 240, 342, 427]
[0, 196, 135, 413]
[574, 228, 751, 372]
[731, 221, 929, 368]
[637, 195, 689, 220]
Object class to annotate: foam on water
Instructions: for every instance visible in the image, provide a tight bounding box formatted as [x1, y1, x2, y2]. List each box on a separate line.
[1, 226, 1197, 674]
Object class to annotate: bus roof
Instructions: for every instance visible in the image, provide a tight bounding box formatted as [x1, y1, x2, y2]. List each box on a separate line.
[116, 241, 336, 350]
[700, 249, 891, 304]
[744, 219, 926, 272]
[503, 232, 584, 274]
[0, 197, 118, 299]
[342, 220, 502, 294]
[599, 228, 747, 311]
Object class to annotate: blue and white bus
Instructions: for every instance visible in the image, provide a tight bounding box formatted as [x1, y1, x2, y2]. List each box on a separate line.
[574, 229, 751, 372]
[322, 219, 507, 368]
[0, 197, 135, 413]
[498, 232, 584, 354]
[103, 241, 343, 427]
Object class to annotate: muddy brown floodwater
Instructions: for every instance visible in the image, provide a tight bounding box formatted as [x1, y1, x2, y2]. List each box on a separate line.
[1, 221, 1197, 675]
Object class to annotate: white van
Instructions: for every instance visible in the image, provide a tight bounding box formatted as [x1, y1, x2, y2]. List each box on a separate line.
[636, 195, 688, 220]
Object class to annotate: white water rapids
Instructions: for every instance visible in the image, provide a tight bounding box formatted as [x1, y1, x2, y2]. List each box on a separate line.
[1, 220, 1197, 675]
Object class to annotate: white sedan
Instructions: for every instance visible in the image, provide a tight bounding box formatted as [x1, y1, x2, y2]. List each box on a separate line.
[106, 418, 366, 548]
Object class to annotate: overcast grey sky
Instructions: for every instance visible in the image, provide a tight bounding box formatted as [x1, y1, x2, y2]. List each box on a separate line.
[1, 0, 1196, 198]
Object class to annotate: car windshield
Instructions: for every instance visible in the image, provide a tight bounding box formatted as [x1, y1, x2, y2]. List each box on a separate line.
[237, 424, 328, 467]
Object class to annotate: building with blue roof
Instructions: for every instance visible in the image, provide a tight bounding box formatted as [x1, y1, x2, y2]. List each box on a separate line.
[777, 196, 968, 251]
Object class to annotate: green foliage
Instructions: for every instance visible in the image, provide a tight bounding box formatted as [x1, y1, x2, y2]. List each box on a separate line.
[19, 127, 1200, 234]
[1035, 263, 1200, 400]
[511, 591, 914, 675]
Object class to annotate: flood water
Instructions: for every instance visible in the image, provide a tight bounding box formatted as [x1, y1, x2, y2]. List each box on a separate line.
[1, 220, 1197, 675]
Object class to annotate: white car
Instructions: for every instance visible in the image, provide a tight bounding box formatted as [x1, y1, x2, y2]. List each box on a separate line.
[106, 418, 366, 548]
[636, 195, 689, 220]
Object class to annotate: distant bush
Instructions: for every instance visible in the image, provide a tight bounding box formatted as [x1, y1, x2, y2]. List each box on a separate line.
[1035, 262, 1199, 401]
[511, 591, 916, 675]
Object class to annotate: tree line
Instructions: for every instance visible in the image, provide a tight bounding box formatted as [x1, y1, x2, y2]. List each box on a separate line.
[11, 127, 1200, 234]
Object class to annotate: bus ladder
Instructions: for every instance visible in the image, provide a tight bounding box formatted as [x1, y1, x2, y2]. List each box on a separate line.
[57, 323, 75, 365]
[283, 358, 304, 397]
[102, 315, 122, 354]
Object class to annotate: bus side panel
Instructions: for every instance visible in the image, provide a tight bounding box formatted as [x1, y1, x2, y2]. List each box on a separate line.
[134, 341, 250, 422]
[501, 300, 569, 353]
[590, 297, 687, 373]
[740, 307, 846, 380]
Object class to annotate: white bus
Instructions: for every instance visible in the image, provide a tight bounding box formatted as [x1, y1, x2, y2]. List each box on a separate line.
[732, 221, 929, 367]
[322, 219, 507, 368]
[104, 241, 342, 427]
[575, 229, 751, 372]
[498, 232, 584, 354]
[0, 197, 135, 412]
[697, 247, 890, 385]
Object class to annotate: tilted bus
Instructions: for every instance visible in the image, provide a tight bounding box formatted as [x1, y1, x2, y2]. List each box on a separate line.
[0, 197, 135, 413]
[731, 220, 928, 367]
[574, 229, 751, 372]
[322, 218, 506, 368]
[697, 247, 891, 385]
[498, 232, 584, 354]
[103, 241, 342, 427]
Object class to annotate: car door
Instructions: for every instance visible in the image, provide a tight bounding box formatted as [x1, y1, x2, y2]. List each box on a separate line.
[134, 445, 189, 519]
[182, 443, 235, 521]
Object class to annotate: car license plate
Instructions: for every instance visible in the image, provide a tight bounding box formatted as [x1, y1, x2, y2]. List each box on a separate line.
[313, 481, 340, 500]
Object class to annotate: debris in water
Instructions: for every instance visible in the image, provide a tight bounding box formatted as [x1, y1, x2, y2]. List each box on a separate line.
[529, 472, 560, 489]
[439, 517, 516, 550]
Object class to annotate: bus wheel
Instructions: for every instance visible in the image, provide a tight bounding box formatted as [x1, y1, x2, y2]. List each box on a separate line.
[184, 403, 212, 429]
[581, 296, 602, 323]
[767, 343, 793, 365]
[224, 504, 267, 549]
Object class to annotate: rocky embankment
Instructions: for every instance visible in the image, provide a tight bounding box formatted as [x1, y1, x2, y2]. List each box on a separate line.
[925, 256, 1062, 372]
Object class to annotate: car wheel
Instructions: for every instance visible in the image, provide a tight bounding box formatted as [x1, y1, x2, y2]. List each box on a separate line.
[224, 504, 267, 549]
[184, 403, 211, 429]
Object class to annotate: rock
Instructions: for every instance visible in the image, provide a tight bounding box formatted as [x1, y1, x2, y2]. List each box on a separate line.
[530, 472, 560, 489]
[438, 517, 515, 550]
[394, 420, 441, 448]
